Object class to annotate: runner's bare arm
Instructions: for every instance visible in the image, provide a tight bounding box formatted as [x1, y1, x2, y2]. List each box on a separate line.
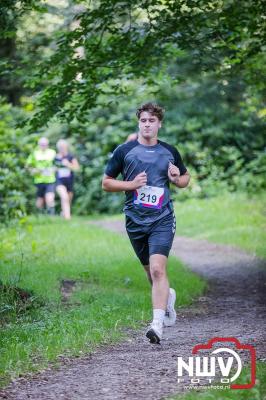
[62, 158, 80, 171]
[173, 171, 190, 188]
[168, 163, 190, 188]
[102, 172, 147, 192]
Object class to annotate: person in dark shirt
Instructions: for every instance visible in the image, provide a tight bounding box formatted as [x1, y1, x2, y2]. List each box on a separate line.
[55, 139, 79, 220]
[102, 102, 190, 344]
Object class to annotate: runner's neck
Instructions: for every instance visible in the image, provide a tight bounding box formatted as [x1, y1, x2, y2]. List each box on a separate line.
[137, 137, 158, 146]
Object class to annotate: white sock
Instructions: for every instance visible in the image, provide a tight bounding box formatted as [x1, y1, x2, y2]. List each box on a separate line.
[152, 309, 165, 325]
[167, 288, 171, 307]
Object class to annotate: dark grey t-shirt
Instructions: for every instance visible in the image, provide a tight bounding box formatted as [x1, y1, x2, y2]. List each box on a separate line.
[104, 140, 187, 224]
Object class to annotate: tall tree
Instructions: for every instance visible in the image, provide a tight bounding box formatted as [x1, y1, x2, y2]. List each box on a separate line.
[0, 1, 41, 103]
[25, 0, 265, 128]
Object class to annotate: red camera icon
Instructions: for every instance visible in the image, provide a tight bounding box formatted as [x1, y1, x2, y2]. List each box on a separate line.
[192, 337, 256, 389]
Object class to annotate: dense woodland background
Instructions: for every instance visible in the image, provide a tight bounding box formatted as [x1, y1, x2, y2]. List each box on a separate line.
[1, 0, 265, 221]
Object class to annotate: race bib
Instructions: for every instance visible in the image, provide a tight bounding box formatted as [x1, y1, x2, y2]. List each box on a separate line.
[42, 168, 52, 176]
[134, 185, 164, 209]
[58, 168, 71, 178]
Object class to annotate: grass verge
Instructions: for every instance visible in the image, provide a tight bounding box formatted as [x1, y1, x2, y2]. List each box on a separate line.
[173, 192, 266, 258]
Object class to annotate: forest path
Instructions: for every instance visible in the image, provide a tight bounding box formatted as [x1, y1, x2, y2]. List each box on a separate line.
[1, 219, 265, 400]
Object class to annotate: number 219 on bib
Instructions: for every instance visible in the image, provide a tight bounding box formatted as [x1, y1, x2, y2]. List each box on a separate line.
[133, 185, 164, 209]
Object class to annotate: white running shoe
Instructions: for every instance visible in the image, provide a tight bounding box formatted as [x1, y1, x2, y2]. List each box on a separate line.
[146, 320, 163, 344]
[164, 288, 177, 327]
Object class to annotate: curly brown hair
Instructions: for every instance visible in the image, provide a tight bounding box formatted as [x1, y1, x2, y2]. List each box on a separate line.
[136, 102, 165, 121]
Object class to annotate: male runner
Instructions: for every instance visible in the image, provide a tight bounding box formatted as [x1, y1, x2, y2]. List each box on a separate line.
[102, 103, 190, 343]
[26, 137, 56, 215]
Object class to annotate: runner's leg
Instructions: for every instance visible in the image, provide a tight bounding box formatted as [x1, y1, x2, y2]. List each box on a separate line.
[68, 191, 73, 218]
[36, 197, 44, 209]
[147, 213, 176, 329]
[145, 254, 168, 343]
[150, 254, 169, 311]
[56, 185, 70, 219]
[45, 190, 55, 215]
[36, 184, 45, 211]
[68, 191, 73, 204]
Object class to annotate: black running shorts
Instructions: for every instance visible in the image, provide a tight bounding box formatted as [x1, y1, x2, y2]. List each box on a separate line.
[125, 212, 176, 265]
[35, 183, 55, 198]
[56, 177, 74, 192]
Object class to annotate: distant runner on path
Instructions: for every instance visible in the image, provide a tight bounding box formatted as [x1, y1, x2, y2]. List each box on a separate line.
[26, 137, 56, 215]
[102, 102, 190, 344]
[54, 139, 80, 220]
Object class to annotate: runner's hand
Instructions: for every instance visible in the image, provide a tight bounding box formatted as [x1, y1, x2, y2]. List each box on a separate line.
[130, 171, 147, 189]
[62, 159, 71, 167]
[31, 168, 41, 175]
[168, 162, 180, 183]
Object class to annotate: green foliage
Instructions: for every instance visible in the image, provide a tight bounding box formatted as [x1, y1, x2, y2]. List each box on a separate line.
[0, 1, 265, 220]
[24, 0, 265, 127]
[0, 0, 41, 37]
[0, 0, 64, 104]
[153, 69, 265, 199]
[0, 100, 35, 221]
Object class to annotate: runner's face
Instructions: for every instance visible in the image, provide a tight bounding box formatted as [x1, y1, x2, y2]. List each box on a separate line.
[58, 143, 68, 155]
[138, 111, 161, 140]
[39, 141, 48, 151]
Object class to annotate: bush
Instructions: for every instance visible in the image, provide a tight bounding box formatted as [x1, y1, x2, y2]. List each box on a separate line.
[0, 100, 35, 222]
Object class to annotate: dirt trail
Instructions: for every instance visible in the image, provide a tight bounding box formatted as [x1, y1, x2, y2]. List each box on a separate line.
[1, 219, 265, 400]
